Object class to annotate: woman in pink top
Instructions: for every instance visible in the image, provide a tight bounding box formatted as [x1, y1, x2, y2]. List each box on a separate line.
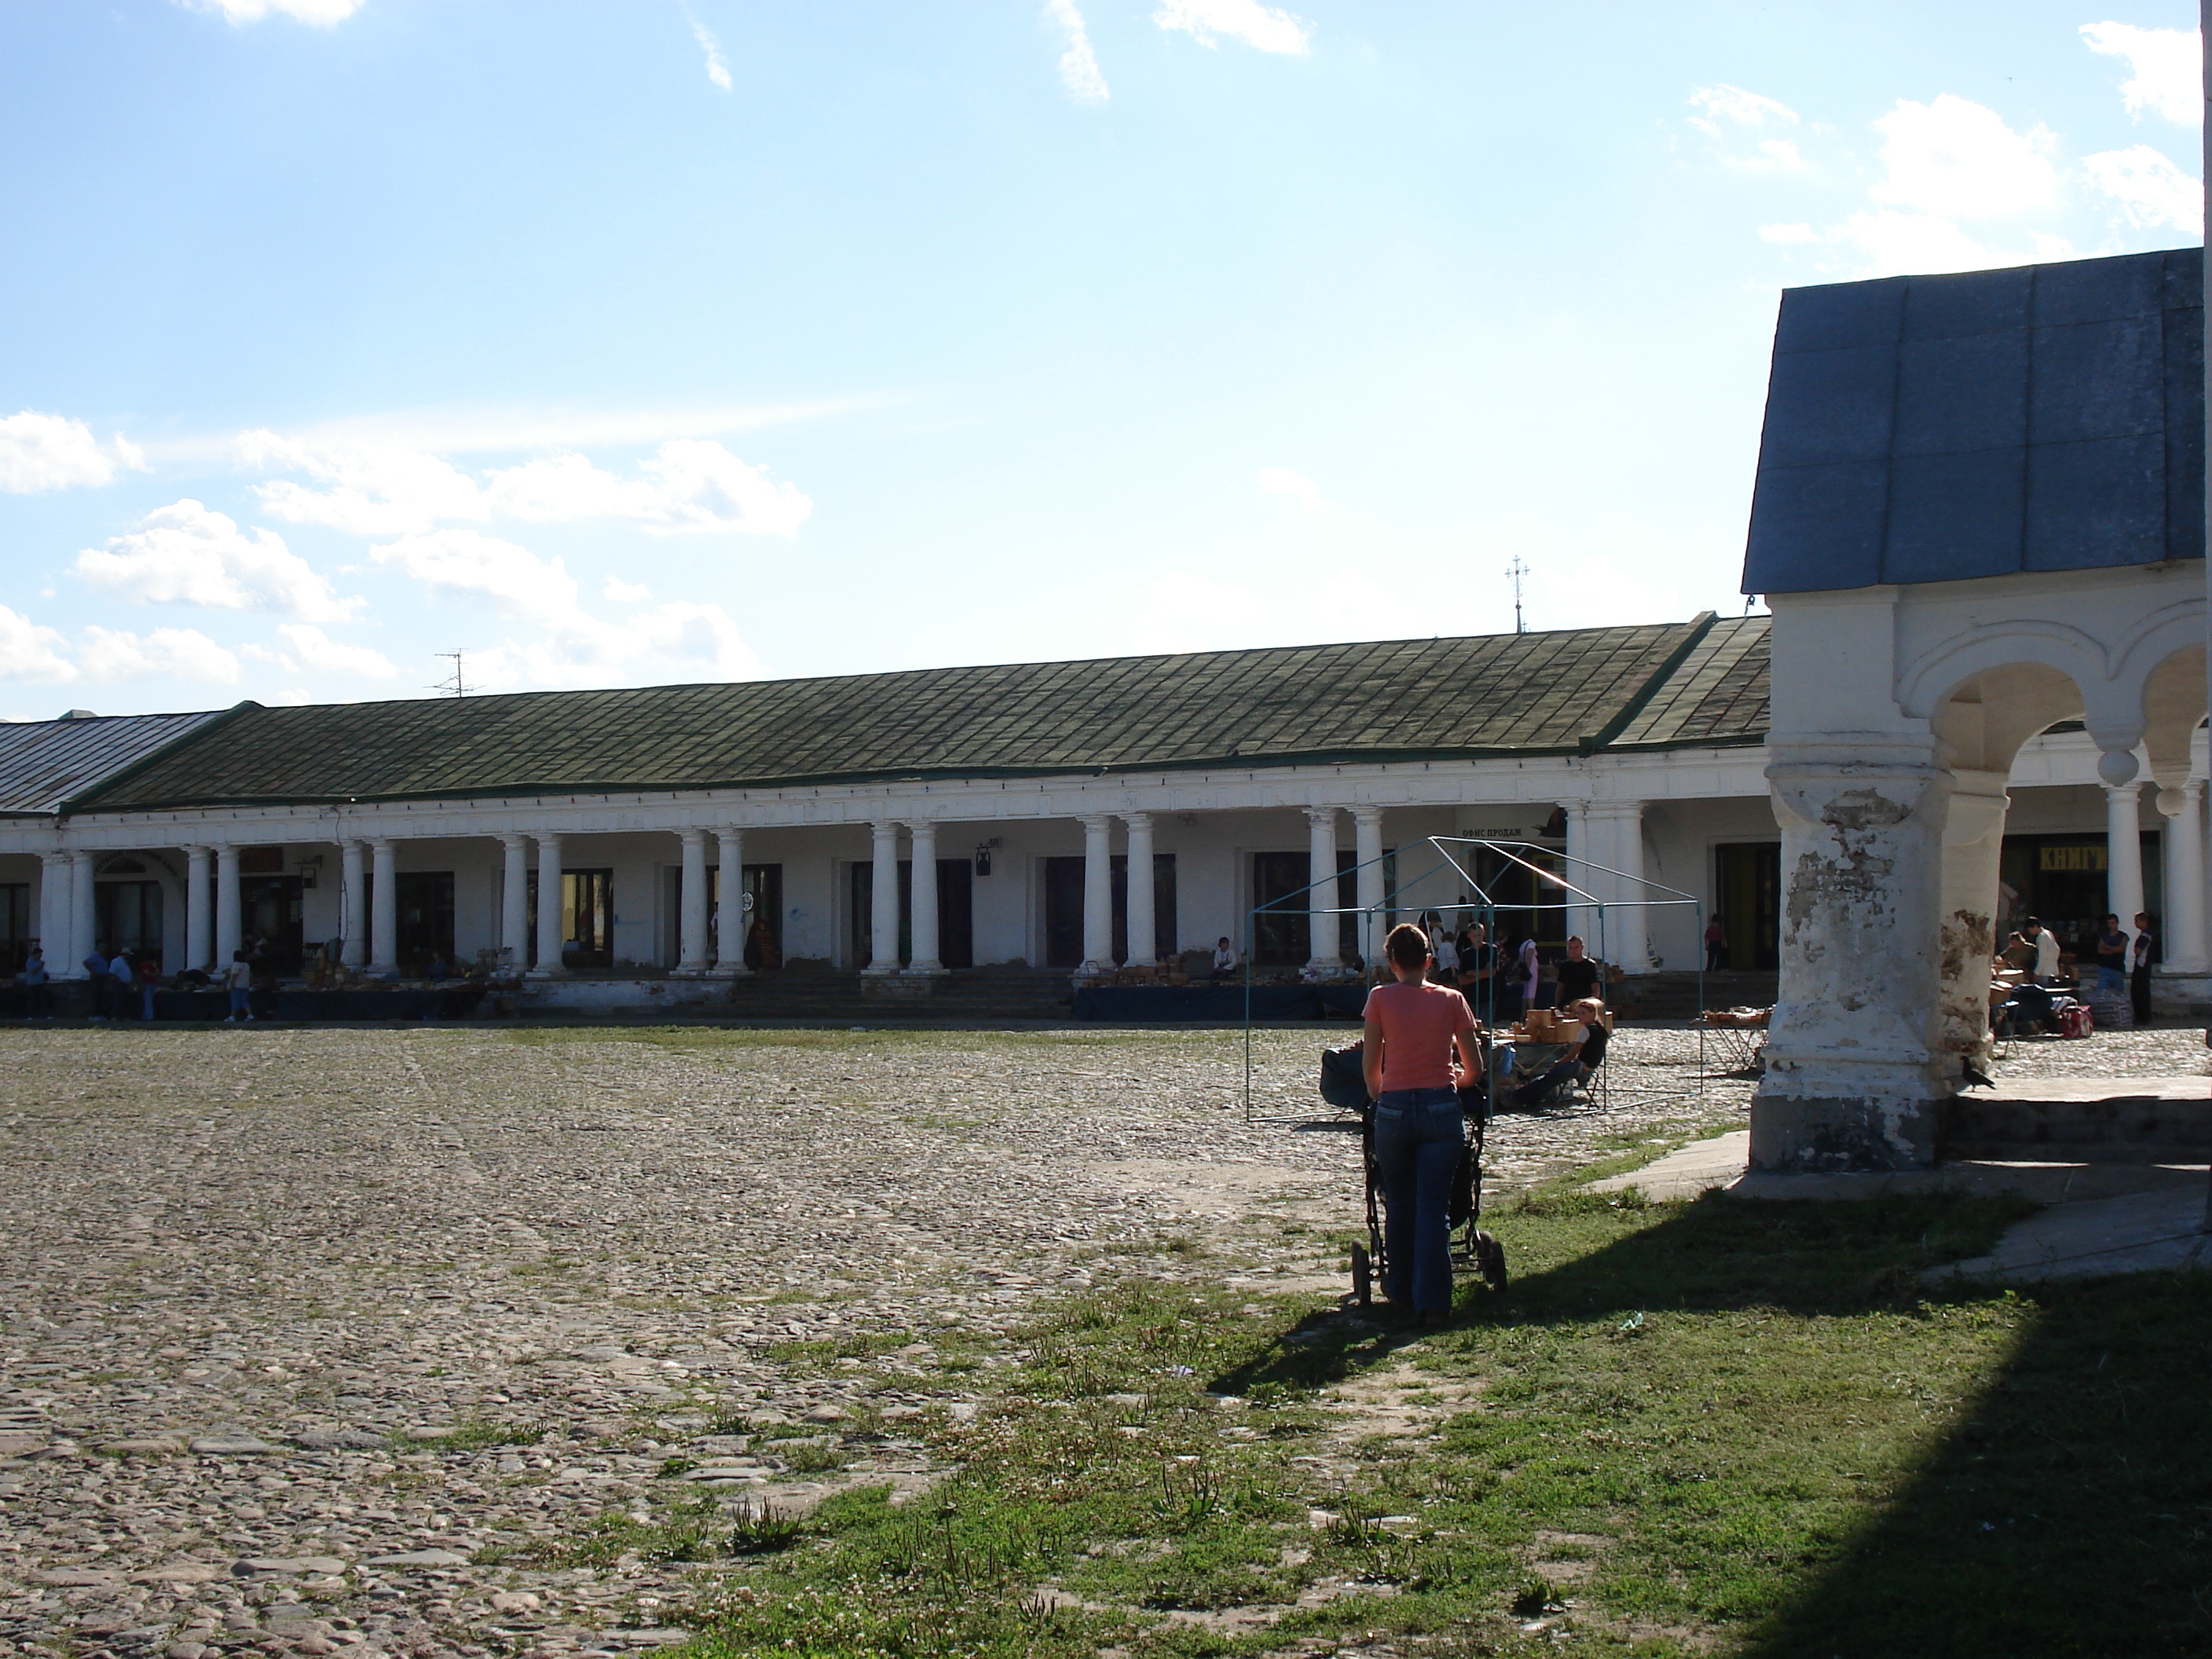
[1361, 923, 1481, 1322]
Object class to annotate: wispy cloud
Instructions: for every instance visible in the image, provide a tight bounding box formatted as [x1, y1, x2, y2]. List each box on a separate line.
[1685, 83, 1806, 171]
[73, 500, 358, 624]
[77, 626, 241, 686]
[687, 10, 733, 92]
[1046, 0, 1109, 103]
[184, 0, 364, 24]
[240, 434, 813, 538]
[2082, 142, 2203, 233]
[0, 412, 145, 493]
[2080, 20, 2202, 125]
[1154, 0, 1312, 57]
[370, 528, 761, 690]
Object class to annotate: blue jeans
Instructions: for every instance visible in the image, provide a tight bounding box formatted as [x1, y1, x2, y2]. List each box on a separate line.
[1372, 1086, 1460, 1314]
[229, 988, 251, 1016]
[2097, 965, 2124, 994]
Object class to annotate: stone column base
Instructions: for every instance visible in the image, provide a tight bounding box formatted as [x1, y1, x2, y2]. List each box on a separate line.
[1749, 1093, 1939, 1172]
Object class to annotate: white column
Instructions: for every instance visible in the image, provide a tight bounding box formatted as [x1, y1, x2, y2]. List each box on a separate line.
[499, 835, 529, 970]
[2161, 782, 2209, 973]
[906, 820, 945, 975]
[1562, 800, 1593, 948]
[213, 845, 241, 969]
[1123, 811, 1157, 967]
[1586, 802, 1651, 973]
[1939, 770, 2010, 1068]
[531, 833, 566, 976]
[1353, 807, 1385, 971]
[185, 845, 213, 972]
[676, 829, 710, 974]
[1079, 813, 1114, 974]
[1754, 742, 1952, 1171]
[2104, 775, 2146, 959]
[339, 839, 367, 967]
[1304, 806, 1339, 972]
[866, 820, 901, 973]
[712, 829, 749, 975]
[38, 851, 67, 968]
[369, 837, 399, 976]
[68, 850, 96, 975]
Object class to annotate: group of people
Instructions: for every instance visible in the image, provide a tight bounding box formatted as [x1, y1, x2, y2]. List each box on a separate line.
[9, 941, 265, 1021]
[1357, 919, 1610, 1324]
[1998, 910, 2157, 1024]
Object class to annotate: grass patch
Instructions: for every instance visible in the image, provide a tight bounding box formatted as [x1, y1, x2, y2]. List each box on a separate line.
[632, 1185, 2211, 1656]
[401, 1419, 545, 1452]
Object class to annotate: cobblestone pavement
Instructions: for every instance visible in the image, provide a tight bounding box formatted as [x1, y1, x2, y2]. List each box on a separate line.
[0, 1021, 2199, 1659]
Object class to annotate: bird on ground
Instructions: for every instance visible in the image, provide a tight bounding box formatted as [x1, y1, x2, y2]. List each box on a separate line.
[1959, 1060, 1995, 1090]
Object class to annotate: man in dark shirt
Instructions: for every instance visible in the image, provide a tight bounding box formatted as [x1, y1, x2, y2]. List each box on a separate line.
[1510, 998, 1610, 1108]
[1555, 936, 1603, 1007]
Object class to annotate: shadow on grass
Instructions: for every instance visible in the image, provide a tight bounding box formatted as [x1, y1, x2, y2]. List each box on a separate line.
[1210, 1188, 2212, 1654]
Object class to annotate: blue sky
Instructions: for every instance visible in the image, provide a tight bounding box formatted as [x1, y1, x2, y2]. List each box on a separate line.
[0, 1, 2203, 718]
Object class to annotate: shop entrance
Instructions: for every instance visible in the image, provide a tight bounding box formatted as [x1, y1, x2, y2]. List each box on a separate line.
[1713, 842, 1781, 971]
[1042, 855, 1177, 967]
[847, 860, 974, 969]
[526, 869, 615, 969]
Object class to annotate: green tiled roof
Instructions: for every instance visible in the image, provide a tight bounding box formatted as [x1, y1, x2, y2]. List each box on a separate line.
[1607, 616, 1770, 749]
[74, 613, 1770, 812]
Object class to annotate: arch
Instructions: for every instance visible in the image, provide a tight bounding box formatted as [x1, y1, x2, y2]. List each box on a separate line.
[1929, 661, 2086, 777]
[2140, 643, 2208, 790]
[1895, 621, 2108, 723]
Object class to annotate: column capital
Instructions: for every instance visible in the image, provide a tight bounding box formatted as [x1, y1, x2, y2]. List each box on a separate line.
[497, 831, 529, 848]
[1303, 804, 1339, 825]
[679, 826, 707, 846]
[1079, 812, 1112, 833]
[906, 818, 938, 838]
[1350, 804, 1383, 824]
[2100, 778, 2144, 801]
[1121, 809, 1153, 832]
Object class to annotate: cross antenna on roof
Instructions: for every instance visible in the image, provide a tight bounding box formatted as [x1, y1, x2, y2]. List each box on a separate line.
[431, 650, 470, 698]
[1505, 556, 1528, 635]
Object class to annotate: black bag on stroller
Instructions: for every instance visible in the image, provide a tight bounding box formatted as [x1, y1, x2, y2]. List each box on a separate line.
[1319, 1042, 1370, 1111]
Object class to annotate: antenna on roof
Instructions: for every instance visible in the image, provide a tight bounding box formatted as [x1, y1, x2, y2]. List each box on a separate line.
[431, 650, 470, 698]
[1505, 556, 1528, 635]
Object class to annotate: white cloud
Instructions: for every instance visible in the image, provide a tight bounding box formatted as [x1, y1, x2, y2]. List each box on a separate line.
[1047, 0, 1109, 103]
[369, 527, 761, 691]
[1686, 82, 1798, 137]
[1256, 466, 1324, 512]
[0, 412, 143, 493]
[0, 606, 75, 682]
[2083, 142, 2204, 233]
[2081, 21, 2202, 125]
[603, 576, 653, 602]
[73, 500, 357, 623]
[689, 14, 733, 92]
[272, 623, 399, 679]
[369, 529, 580, 623]
[243, 432, 811, 537]
[187, 0, 364, 22]
[1833, 210, 2003, 276]
[1154, 0, 1310, 56]
[76, 626, 240, 685]
[1870, 94, 2059, 219]
[1758, 222, 1818, 244]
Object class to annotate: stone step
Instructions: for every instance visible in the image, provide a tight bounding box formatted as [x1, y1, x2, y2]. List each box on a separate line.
[1938, 1080, 2210, 1164]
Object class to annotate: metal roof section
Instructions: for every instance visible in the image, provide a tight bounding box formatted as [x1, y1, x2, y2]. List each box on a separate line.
[1742, 246, 2204, 595]
[73, 615, 1768, 812]
[1608, 615, 1770, 749]
[0, 709, 229, 817]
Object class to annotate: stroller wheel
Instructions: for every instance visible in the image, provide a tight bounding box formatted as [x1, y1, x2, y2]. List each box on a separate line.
[1350, 1243, 1372, 1308]
[1474, 1230, 1507, 1292]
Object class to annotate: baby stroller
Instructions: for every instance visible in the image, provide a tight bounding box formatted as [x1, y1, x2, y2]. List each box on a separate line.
[1319, 1043, 1509, 1307]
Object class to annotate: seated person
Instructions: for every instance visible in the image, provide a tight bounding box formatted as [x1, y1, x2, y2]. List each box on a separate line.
[1209, 936, 1237, 981]
[1509, 997, 1610, 1109]
[1998, 929, 2036, 973]
[1555, 936, 1603, 1006]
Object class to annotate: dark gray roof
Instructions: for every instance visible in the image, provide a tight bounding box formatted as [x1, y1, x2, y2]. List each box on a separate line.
[73, 614, 1766, 812]
[0, 710, 227, 817]
[1741, 247, 2203, 595]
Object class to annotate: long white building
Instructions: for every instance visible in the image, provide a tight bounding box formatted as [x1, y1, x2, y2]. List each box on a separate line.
[0, 609, 2196, 1005]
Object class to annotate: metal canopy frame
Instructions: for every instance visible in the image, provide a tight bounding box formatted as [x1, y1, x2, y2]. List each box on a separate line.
[1240, 834, 1705, 1122]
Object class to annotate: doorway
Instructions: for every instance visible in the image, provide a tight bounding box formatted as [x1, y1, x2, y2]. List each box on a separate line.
[0, 883, 26, 974]
[1042, 855, 1174, 968]
[96, 878, 165, 959]
[1109, 854, 1177, 965]
[709, 863, 785, 970]
[1713, 843, 1781, 972]
[526, 869, 615, 969]
[240, 877, 304, 973]
[397, 872, 455, 972]
[1250, 850, 1310, 966]
[1998, 833, 2163, 964]
[848, 860, 975, 969]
